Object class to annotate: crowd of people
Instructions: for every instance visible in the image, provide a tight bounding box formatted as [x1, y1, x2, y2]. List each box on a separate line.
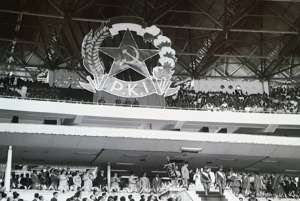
[0, 76, 93, 102]
[1, 74, 300, 114]
[166, 84, 300, 113]
[0, 75, 142, 106]
[97, 97, 140, 106]
[1, 159, 300, 201]
[0, 190, 182, 201]
[7, 168, 105, 192]
[163, 157, 300, 200]
[4, 168, 176, 195]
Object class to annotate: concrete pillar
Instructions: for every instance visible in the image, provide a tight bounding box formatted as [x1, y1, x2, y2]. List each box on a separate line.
[48, 70, 54, 87]
[107, 162, 111, 192]
[4, 146, 12, 192]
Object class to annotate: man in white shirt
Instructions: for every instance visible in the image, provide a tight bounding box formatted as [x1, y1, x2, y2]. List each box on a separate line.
[181, 162, 190, 189]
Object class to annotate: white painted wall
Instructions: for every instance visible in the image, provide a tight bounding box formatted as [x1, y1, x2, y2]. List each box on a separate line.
[193, 78, 269, 94]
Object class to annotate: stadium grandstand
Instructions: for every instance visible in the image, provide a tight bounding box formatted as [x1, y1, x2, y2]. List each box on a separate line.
[1, 0, 300, 201]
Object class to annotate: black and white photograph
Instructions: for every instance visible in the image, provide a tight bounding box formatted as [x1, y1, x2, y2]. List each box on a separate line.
[0, 0, 300, 201]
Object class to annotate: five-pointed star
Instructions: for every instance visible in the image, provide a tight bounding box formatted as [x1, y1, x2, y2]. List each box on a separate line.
[99, 29, 159, 78]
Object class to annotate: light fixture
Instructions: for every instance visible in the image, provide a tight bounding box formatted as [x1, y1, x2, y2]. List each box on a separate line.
[115, 162, 136, 166]
[151, 170, 167, 174]
[111, 169, 129, 173]
[245, 167, 260, 171]
[219, 158, 237, 161]
[285, 169, 299, 173]
[262, 159, 278, 163]
[181, 147, 202, 153]
[206, 165, 218, 169]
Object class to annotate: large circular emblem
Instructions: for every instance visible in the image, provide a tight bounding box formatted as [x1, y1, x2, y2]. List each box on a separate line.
[80, 22, 179, 98]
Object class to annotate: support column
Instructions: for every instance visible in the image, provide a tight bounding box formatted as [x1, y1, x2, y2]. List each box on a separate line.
[48, 70, 55, 87]
[4, 146, 12, 192]
[107, 162, 111, 192]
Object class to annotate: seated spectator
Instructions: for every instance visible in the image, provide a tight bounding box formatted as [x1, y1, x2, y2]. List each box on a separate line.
[50, 192, 58, 201]
[32, 193, 39, 201]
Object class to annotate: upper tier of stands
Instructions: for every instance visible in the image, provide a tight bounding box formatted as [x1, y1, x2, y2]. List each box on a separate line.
[166, 84, 299, 114]
[1, 76, 299, 114]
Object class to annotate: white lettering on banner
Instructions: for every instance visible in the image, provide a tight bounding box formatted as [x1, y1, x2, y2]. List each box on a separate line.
[128, 83, 139, 97]
[110, 81, 124, 92]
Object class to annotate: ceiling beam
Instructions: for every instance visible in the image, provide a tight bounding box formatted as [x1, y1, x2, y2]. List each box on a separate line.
[0, 9, 107, 23]
[47, 0, 64, 16]
[230, 28, 298, 35]
[0, 9, 298, 34]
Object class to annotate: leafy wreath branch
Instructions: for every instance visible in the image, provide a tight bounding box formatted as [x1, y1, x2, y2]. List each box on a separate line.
[144, 25, 177, 95]
[80, 24, 110, 92]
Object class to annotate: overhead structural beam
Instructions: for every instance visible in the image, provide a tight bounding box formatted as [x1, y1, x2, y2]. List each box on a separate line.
[264, 0, 300, 2]
[90, 148, 104, 165]
[214, 54, 272, 59]
[156, 9, 223, 28]
[0, 9, 298, 34]
[0, 9, 108, 23]
[47, 0, 64, 16]
[178, 52, 296, 59]
[230, 28, 299, 35]
[0, 36, 297, 61]
[157, 24, 223, 31]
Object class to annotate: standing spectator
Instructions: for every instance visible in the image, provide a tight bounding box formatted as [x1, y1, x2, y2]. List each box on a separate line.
[208, 168, 215, 190]
[58, 170, 69, 192]
[241, 173, 250, 196]
[96, 170, 107, 191]
[82, 170, 94, 192]
[163, 156, 177, 187]
[31, 171, 40, 190]
[139, 172, 150, 193]
[111, 173, 120, 192]
[193, 168, 203, 191]
[25, 173, 32, 189]
[215, 166, 226, 195]
[128, 172, 138, 193]
[50, 169, 59, 190]
[200, 166, 211, 196]
[73, 172, 82, 191]
[181, 162, 190, 189]
[20, 174, 27, 189]
[152, 174, 162, 193]
[254, 173, 263, 196]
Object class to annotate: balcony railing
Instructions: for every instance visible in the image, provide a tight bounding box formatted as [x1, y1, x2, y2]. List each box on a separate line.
[1, 95, 299, 115]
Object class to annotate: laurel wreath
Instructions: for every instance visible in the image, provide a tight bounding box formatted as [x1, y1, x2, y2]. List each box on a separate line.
[81, 24, 110, 77]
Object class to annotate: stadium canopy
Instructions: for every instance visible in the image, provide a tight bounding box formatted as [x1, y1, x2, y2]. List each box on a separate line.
[0, 0, 300, 82]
